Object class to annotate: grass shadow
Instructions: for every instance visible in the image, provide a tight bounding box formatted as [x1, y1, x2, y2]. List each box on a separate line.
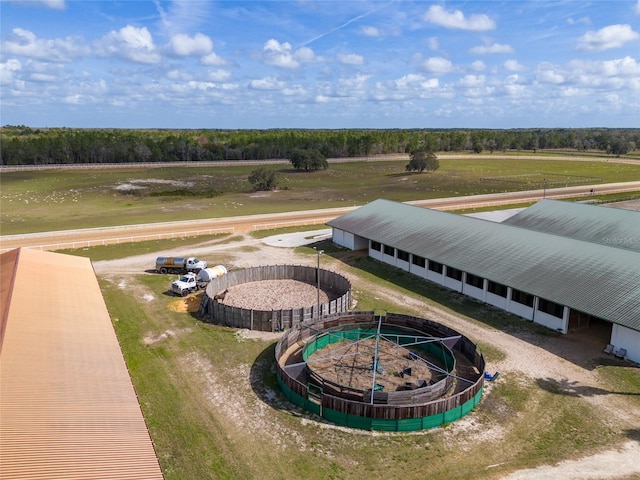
[535, 377, 640, 397]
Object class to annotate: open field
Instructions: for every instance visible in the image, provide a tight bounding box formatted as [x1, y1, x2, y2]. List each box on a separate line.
[95, 232, 640, 480]
[2, 154, 640, 235]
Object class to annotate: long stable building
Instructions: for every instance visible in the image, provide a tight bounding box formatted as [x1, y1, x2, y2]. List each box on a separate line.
[0, 248, 164, 479]
[328, 199, 640, 364]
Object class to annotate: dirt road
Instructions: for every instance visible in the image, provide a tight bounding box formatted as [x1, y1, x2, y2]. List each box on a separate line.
[3, 181, 640, 252]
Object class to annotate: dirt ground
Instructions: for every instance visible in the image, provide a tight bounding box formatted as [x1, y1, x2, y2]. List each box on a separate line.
[93, 213, 640, 480]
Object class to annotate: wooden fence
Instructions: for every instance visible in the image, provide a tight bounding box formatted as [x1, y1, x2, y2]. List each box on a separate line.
[275, 312, 485, 426]
[198, 265, 351, 331]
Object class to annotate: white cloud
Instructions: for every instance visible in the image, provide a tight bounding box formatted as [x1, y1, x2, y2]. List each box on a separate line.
[601, 56, 640, 76]
[7, 0, 66, 9]
[169, 33, 213, 56]
[201, 52, 228, 66]
[471, 60, 486, 71]
[167, 70, 191, 81]
[97, 25, 161, 64]
[636, 0, 640, 15]
[504, 59, 526, 71]
[421, 57, 453, 74]
[337, 53, 364, 65]
[261, 39, 320, 68]
[0, 59, 22, 85]
[458, 75, 485, 87]
[427, 37, 439, 51]
[250, 77, 285, 90]
[567, 17, 590, 26]
[207, 69, 231, 82]
[282, 85, 309, 97]
[1, 28, 87, 62]
[536, 64, 565, 84]
[470, 43, 513, 54]
[361, 26, 382, 37]
[394, 74, 426, 88]
[569, 56, 640, 77]
[423, 5, 495, 31]
[295, 46, 318, 63]
[29, 72, 57, 82]
[577, 24, 639, 51]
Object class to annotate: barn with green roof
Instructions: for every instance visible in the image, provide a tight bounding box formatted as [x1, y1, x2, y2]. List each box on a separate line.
[327, 199, 640, 364]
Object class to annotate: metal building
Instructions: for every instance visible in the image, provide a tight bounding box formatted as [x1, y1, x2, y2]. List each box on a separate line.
[327, 199, 640, 364]
[0, 248, 164, 480]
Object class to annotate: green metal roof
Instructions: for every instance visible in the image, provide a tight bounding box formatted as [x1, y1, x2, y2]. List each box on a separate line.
[503, 199, 640, 252]
[328, 199, 640, 332]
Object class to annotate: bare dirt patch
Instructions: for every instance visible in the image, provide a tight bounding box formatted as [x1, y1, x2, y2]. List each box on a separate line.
[220, 279, 332, 310]
[168, 292, 203, 313]
[307, 338, 439, 392]
[143, 327, 192, 346]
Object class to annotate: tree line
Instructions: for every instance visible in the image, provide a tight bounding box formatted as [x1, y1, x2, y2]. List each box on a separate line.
[1, 126, 638, 166]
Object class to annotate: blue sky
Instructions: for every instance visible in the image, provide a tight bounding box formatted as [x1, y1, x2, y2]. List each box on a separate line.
[1, 0, 639, 129]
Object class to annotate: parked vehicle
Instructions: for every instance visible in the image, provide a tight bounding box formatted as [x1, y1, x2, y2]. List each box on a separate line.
[171, 273, 205, 296]
[170, 265, 227, 296]
[156, 256, 207, 274]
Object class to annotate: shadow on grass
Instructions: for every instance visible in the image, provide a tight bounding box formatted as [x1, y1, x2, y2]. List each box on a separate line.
[535, 377, 640, 397]
[306, 239, 617, 371]
[247, 342, 314, 420]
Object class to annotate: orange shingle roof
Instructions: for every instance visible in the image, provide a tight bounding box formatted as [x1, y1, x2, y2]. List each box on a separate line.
[0, 248, 164, 479]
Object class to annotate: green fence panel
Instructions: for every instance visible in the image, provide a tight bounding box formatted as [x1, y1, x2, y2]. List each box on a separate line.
[371, 418, 399, 432]
[305, 399, 321, 416]
[443, 405, 463, 423]
[345, 414, 374, 431]
[323, 407, 347, 426]
[397, 418, 424, 432]
[422, 412, 446, 429]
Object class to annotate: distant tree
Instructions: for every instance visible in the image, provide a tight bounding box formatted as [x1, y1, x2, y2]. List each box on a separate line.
[289, 148, 328, 171]
[608, 138, 630, 156]
[248, 167, 278, 191]
[406, 148, 439, 173]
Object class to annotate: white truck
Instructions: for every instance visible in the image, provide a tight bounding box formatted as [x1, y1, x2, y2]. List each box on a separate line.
[171, 272, 207, 296]
[170, 265, 228, 296]
[156, 256, 207, 274]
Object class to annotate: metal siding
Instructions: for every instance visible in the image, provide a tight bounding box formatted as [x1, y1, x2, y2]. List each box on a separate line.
[0, 248, 164, 480]
[328, 199, 640, 331]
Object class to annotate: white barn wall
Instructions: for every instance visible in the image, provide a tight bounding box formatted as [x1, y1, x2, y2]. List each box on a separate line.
[611, 325, 640, 364]
[332, 229, 346, 248]
[462, 283, 484, 302]
[330, 228, 368, 250]
[427, 270, 444, 285]
[509, 301, 535, 321]
[534, 307, 569, 333]
[486, 291, 508, 310]
[409, 263, 427, 279]
[332, 230, 632, 344]
[397, 258, 410, 272]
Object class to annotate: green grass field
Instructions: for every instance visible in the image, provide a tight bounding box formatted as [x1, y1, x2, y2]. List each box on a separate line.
[2, 156, 639, 235]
